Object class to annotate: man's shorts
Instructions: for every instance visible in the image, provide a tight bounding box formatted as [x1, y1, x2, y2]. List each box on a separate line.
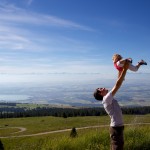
[110, 126, 124, 150]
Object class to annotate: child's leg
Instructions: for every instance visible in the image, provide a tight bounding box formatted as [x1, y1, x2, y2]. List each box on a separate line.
[128, 63, 139, 72]
[129, 60, 147, 72]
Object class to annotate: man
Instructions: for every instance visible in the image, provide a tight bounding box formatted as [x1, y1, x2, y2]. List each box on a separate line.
[93, 60, 130, 150]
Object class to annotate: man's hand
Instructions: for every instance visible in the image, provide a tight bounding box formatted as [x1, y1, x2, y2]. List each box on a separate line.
[123, 59, 130, 70]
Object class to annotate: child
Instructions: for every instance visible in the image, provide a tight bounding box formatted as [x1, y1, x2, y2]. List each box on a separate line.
[112, 54, 147, 78]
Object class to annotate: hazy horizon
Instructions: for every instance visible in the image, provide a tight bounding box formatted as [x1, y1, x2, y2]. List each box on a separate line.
[0, 75, 150, 107]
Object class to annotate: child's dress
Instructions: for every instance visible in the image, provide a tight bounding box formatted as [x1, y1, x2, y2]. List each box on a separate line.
[114, 61, 138, 72]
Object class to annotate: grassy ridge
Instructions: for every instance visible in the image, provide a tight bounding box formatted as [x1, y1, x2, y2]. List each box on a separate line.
[0, 114, 150, 150]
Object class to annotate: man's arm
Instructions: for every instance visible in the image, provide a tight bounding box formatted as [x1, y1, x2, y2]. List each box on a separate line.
[112, 60, 129, 97]
[119, 59, 126, 65]
[119, 58, 132, 65]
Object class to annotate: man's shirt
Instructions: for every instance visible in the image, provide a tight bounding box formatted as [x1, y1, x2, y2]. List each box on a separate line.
[102, 91, 124, 127]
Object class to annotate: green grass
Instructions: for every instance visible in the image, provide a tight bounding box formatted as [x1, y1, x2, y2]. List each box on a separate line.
[0, 116, 110, 135]
[0, 114, 150, 150]
[124, 125, 150, 150]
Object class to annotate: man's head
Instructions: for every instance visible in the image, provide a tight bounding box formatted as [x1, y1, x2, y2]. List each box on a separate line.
[112, 54, 122, 63]
[93, 88, 108, 101]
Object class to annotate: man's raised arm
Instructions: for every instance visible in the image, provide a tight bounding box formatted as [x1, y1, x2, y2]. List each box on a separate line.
[112, 60, 130, 97]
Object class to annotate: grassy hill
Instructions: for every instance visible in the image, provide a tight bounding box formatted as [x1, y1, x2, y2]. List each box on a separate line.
[0, 114, 150, 150]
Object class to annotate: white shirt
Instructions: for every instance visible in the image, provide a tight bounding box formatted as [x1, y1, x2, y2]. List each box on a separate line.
[102, 91, 124, 127]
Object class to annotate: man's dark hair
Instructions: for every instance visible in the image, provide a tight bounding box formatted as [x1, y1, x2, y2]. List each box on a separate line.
[93, 89, 103, 101]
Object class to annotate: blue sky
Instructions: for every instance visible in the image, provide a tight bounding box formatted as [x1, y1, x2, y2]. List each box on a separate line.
[0, 0, 150, 83]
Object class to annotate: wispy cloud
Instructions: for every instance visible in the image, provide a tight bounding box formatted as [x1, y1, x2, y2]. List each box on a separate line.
[0, 2, 94, 53]
[0, 2, 94, 31]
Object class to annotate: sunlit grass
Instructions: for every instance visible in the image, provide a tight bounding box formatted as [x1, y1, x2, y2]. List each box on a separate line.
[0, 114, 150, 150]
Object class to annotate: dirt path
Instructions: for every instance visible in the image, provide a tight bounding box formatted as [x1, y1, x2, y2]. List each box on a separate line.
[10, 127, 27, 134]
[0, 127, 26, 134]
[0, 123, 149, 139]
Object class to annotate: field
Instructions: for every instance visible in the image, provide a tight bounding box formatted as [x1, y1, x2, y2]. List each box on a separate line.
[0, 114, 150, 150]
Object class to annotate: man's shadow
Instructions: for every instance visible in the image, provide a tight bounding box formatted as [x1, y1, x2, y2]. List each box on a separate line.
[0, 140, 4, 150]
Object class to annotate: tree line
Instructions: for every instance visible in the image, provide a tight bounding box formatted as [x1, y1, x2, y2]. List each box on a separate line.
[0, 103, 150, 118]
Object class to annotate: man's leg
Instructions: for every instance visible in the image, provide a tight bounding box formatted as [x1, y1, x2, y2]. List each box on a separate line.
[110, 126, 124, 150]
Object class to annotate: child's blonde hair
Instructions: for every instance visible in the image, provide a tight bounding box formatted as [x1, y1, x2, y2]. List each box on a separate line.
[112, 54, 123, 63]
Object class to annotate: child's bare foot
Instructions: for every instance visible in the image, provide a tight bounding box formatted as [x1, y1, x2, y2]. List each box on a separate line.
[138, 60, 147, 65]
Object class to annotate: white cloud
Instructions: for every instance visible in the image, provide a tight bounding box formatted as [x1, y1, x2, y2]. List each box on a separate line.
[0, 2, 93, 31]
[0, 2, 95, 53]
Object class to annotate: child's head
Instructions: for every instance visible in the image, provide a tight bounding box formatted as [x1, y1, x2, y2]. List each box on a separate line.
[112, 54, 122, 63]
